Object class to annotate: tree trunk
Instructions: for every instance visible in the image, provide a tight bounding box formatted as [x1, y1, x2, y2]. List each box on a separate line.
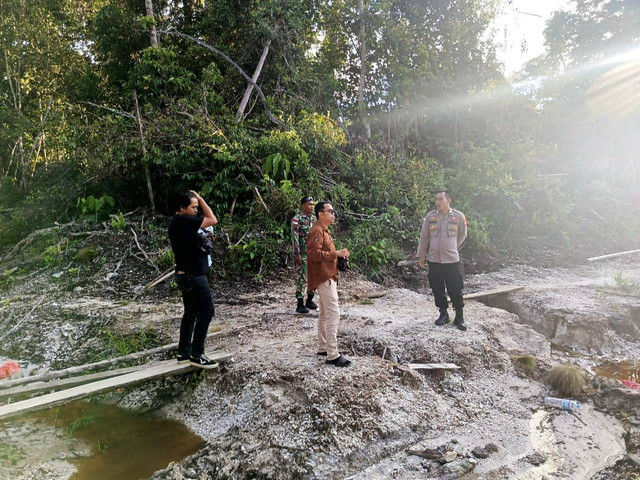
[357, 0, 371, 139]
[236, 39, 272, 122]
[145, 0, 158, 47]
[133, 91, 156, 216]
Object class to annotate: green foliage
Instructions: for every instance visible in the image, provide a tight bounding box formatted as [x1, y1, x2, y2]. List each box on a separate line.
[0, 268, 18, 290]
[345, 210, 405, 281]
[77, 195, 115, 222]
[66, 414, 96, 439]
[76, 247, 97, 264]
[612, 272, 638, 293]
[102, 326, 157, 357]
[157, 248, 175, 270]
[2, 0, 638, 284]
[110, 212, 126, 231]
[42, 243, 64, 266]
[0, 441, 25, 465]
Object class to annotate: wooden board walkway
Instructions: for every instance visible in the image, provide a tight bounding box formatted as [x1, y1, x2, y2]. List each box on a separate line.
[0, 364, 143, 400]
[0, 351, 231, 421]
[407, 363, 460, 370]
[462, 285, 524, 301]
[0, 325, 246, 390]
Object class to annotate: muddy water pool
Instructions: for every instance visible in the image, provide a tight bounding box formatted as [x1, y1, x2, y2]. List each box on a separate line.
[1, 401, 204, 480]
[594, 360, 640, 383]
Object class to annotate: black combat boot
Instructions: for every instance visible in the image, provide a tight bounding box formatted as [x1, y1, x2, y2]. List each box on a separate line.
[305, 293, 318, 310]
[296, 298, 309, 314]
[435, 309, 450, 326]
[453, 309, 467, 331]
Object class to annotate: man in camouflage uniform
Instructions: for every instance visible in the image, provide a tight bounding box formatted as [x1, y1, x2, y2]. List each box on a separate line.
[292, 196, 317, 313]
[417, 190, 468, 331]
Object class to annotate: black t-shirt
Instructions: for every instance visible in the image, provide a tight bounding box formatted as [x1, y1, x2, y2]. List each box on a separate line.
[168, 214, 209, 276]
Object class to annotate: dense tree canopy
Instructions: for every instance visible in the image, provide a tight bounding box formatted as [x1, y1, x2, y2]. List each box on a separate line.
[1, 0, 638, 277]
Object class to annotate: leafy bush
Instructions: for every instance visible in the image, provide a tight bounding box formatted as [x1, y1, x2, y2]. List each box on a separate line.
[77, 195, 115, 222]
[42, 243, 64, 266]
[157, 248, 175, 270]
[110, 212, 126, 231]
[102, 325, 157, 357]
[76, 247, 97, 264]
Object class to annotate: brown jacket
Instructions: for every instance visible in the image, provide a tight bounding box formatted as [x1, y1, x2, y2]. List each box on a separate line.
[307, 223, 338, 291]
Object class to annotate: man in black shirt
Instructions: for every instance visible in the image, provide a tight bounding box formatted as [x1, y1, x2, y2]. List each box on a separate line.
[168, 191, 218, 368]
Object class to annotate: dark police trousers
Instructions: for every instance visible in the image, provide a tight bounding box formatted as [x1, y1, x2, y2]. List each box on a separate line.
[175, 273, 214, 358]
[427, 261, 464, 311]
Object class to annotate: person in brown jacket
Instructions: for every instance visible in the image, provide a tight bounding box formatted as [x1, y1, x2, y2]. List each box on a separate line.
[307, 201, 352, 367]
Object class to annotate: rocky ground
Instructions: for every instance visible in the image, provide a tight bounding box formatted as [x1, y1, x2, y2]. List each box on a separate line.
[1, 221, 639, 479]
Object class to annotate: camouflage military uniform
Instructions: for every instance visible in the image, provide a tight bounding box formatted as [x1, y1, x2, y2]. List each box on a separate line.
[292, 213, 315, 298]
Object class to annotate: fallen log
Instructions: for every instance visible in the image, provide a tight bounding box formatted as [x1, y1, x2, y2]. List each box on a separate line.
[2, 221, 75, 261]
[407, 363, 460, 370]
[0, 326, 244, 390]
[0, 352, 231, 420]
[397, 260, 418, 267]
[587, 249, 640, 262]
[367, 290, 389, 299]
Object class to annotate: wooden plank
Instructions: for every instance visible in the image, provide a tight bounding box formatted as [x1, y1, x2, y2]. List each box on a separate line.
[407, 363, 460, 370]
[0, 351, 231, 420]
[0, 364, 143, 399]
[0, 326, 243, 390]
[462, 286, 524, 301]
[587, 249, 640, 262]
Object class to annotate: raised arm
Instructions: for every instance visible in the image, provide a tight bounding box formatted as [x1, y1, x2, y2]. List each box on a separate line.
[190, 190, 218, 228]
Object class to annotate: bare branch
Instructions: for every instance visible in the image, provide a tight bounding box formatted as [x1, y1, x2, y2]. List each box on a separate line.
[157, 29, 286, 129]
[78, 101, 135, 119]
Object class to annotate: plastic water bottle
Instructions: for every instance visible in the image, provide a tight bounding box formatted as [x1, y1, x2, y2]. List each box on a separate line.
[544, 397, 581, 410]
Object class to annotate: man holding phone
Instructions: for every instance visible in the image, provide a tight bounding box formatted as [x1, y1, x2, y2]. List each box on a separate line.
[168, 190, 218, 368]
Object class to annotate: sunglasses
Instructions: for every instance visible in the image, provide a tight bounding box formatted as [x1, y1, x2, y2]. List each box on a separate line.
[322, 209, 336, 215]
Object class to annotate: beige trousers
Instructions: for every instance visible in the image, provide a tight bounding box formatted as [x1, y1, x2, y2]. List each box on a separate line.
[316, 278, 340, 361]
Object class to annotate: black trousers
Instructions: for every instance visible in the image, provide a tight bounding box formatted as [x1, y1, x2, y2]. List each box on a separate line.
[175, 273, 214, 358]
[427, 261, 464, 311]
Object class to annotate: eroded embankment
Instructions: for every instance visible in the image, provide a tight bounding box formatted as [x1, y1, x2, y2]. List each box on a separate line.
[2, 255, 639, 479]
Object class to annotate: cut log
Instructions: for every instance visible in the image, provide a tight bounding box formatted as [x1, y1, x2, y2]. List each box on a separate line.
[407, 363, 460, 370]
[587, 249, 640, 262]
[397, 260, 418, 267]
[367, 290, 389, 299]
[0, 326, 243, 390]
[0, 351, 231, 420]
[461, 286, 524, 301]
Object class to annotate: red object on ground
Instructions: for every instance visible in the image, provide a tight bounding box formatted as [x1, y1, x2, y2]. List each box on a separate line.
[622, 379, 640, 390]
[0, 360, 20, 379]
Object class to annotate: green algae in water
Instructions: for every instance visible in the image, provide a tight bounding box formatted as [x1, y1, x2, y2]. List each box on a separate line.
[45, 401, 203, 480]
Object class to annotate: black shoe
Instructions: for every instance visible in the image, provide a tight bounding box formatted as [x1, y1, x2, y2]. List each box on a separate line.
[305, 294, 318, 310]
[316, 351, 327, 356]
[435, 311, 451, 326]
[453, 309, 467, 331]
[326, 355, 352, 367]
[296, 298, 310, 314]
[177, 353, 190, 364]
[189, 354, 218, 369]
